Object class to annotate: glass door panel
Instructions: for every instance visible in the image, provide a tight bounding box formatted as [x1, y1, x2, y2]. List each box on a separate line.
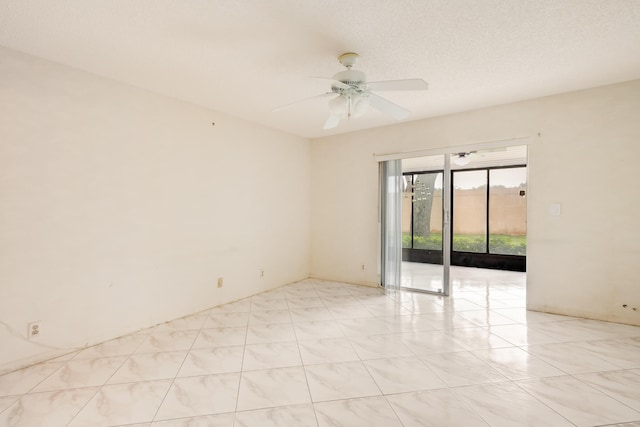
[402, 176, 413, 249]
[452, 170, 487, 253]
[412, 173, 443, 251]
[400, 155, 450, 295]
[489, 167, 527, 255]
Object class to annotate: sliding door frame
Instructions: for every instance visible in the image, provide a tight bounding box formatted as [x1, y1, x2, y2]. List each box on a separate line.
[375, 136, 533, 297]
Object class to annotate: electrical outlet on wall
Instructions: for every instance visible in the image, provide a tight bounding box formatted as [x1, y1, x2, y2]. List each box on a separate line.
[217, 277, 224, 288]
[27, 321, 41, 340]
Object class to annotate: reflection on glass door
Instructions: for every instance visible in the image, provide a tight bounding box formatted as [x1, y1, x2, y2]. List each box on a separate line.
[403, 172, 444, 251]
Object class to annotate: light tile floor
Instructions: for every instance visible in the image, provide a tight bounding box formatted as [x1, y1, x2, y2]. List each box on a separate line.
[1, 268, 640, 426]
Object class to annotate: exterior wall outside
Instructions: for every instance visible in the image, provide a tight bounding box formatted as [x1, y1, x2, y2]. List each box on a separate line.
[402, 188, 527, 235]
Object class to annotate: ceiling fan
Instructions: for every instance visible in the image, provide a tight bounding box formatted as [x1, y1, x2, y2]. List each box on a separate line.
[274, 52, 429, 130]
[452, 147, 509, 166]
[453, 151, 479, 166]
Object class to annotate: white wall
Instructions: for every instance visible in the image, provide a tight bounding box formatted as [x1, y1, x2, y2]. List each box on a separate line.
[0, 47, 311, 373]
[2, 45, 638, 376]
[311, 79, 640, 326]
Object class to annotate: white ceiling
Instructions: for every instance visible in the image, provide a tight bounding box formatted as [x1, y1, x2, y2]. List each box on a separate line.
[1, 0, 639, 139]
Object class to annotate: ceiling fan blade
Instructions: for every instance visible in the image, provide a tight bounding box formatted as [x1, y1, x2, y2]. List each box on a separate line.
[311, 77, 351, 90]
[366, 79, 429, 91]
[368, 93, 410, 120]
[323, 113, 342, 130]
[272, 92, 336, 112]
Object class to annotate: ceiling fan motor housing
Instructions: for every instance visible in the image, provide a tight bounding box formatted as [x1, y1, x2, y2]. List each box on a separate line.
[331, 69, 366, 94]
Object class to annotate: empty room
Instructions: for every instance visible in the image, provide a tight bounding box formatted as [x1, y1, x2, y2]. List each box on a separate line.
[1, 1, 640, 426]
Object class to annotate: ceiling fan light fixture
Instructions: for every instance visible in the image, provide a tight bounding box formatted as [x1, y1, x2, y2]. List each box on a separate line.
[328, 96, 348, 117]
[352, 94, 370, 118]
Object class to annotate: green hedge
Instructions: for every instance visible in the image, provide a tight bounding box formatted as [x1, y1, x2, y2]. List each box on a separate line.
[403, 233, 526, 256]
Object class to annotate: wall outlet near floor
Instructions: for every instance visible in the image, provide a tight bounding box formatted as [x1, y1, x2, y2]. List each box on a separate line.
[217, 277, 224, 288]
[27, 321, 41, 340]
[260, 269, 265, 278]
[361, 264, 366, 271]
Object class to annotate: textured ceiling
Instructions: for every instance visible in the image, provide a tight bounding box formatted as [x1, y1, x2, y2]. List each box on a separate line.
[1, 0, 640, 138]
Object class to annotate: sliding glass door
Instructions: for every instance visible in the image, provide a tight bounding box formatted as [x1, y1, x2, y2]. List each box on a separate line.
[451, 165, 527, 271]
[381, 143, 527, 296]
[489, 167, 527, 256]
[403, 172, 444, 253]
[452, 170, 487, 253]
[384, 154, 450, 295]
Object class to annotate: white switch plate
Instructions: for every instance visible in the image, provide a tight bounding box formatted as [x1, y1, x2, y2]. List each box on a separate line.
[550, 203, 561, 216]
